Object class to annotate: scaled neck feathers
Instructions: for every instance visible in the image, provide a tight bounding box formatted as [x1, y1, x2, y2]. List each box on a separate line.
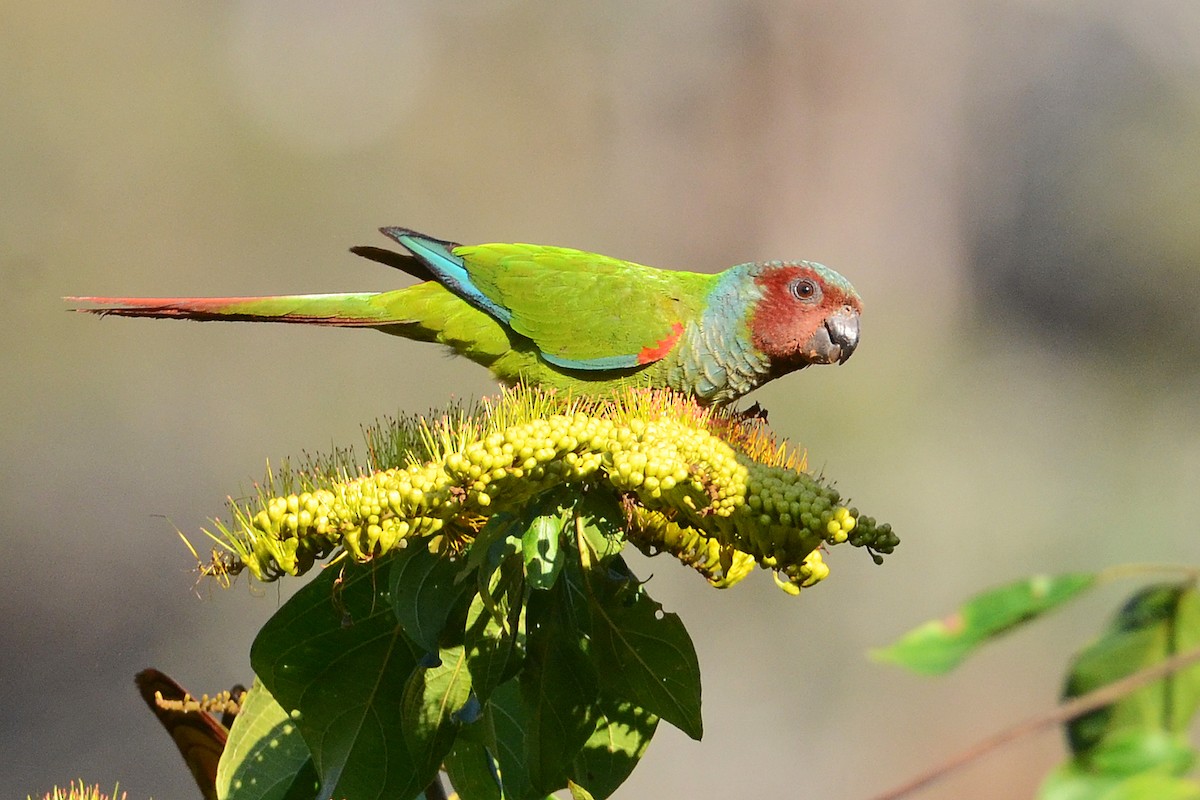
[665, 265, 771, 404]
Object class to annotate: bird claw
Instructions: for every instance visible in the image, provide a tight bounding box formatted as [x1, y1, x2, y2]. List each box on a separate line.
[737, 402, 770, 423]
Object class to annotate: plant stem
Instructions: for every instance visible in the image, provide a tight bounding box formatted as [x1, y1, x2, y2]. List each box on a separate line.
[1096, 563, 1200, 584]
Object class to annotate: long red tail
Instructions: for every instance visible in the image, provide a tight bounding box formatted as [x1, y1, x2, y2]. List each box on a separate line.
[66, 291, 407, 326]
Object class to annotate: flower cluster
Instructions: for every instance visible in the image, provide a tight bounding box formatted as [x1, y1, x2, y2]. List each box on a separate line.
[204, 388, 897, 592]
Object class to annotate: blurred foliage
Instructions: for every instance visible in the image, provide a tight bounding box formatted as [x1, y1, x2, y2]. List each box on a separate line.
[879, 570, 1200, 798]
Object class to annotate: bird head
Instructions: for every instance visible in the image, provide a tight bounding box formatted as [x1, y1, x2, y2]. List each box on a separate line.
[747, 261, 862, 370]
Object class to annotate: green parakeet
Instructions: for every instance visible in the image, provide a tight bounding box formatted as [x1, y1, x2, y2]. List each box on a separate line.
[71, 228, 862, 405]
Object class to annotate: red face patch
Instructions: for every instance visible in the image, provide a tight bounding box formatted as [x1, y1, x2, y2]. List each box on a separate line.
[749, 265, 861, 361]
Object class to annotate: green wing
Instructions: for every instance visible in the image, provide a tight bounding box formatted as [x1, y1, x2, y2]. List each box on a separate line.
[452, 243, 715, 370]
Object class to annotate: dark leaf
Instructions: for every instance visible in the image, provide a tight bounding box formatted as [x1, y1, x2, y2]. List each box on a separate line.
[463, 556, 527, 702]
[584, 558, 702, 740]
[251, 562, 428, 800]
[134, 668, 229, 800]
[401, 644, 473, 783]
[389, 540, 476, 654]
[484, 680, 537, 800]
[465, 512, 521, 576]
[521, 575, 600, 792]
[443, 732, 502, 800]
[1064, 584, 1200, 764]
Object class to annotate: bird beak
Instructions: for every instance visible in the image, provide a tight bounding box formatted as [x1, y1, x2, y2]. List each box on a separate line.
[802, 306, 860, 365]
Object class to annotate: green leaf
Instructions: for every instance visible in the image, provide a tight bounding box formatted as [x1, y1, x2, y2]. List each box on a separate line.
[1096, 773, 1200, 800]
[400, 644, 474, 783]
[523, 510, 567, 591]
[521, 575, 600, 792]
[585, 557, 703, 740]
[1065, 584, 1200, 763]
[463, 555, 527, 703]
[1040, 758, 1200, 800]
[217, 680, 319, 800]
[567, 697, 659, 800]
[443, 733, 502, 800]
[484, 680, 537, 800]
[567, 781, 597, 800]
[251, 561, 428, 800]
[389, 539, 476, 654]
[1039, 730, 1197, 800]
[1082, 729, 1197, 777]
[874, 573, 1097, 675]
[1040, 760, 1123, 800]
[575, 491, 625, 563]
[465, 512, 521, 576]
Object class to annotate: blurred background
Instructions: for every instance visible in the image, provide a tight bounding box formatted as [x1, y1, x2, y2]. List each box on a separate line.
[3, 2, 1199, 798]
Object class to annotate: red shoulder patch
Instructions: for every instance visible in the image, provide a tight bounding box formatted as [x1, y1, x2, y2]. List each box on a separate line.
[638, 321, 685, 364]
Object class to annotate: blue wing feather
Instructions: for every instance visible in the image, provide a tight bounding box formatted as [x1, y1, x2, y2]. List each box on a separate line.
[540, 351, 642, 370]
[381, 227, 513, 325]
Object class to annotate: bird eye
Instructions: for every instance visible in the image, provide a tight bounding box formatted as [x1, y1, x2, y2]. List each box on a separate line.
[789, 278, 820, 302]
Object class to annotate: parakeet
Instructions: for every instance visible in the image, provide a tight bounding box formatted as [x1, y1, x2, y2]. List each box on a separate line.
[70, 228, 862, 405]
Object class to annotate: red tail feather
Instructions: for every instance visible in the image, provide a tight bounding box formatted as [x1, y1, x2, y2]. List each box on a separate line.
[68, 296, 271, 319]
[65, 293, 395, 326]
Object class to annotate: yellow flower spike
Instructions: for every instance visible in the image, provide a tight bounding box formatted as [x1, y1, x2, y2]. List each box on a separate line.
[203, 386, 896, 589]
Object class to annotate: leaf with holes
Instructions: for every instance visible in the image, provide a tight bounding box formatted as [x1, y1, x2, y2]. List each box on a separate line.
[584, 557, 702, 740]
